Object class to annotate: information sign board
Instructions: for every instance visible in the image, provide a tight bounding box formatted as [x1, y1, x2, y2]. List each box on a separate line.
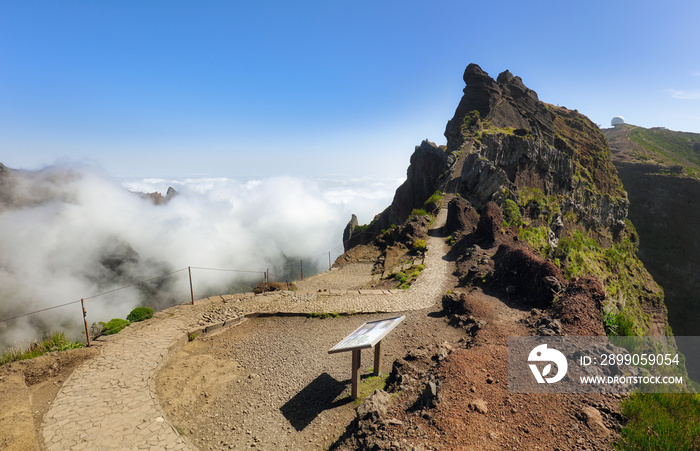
[328, 316, 404, 354]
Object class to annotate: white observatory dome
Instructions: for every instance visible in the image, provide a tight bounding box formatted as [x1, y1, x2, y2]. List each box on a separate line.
[611, 116, 625, 126]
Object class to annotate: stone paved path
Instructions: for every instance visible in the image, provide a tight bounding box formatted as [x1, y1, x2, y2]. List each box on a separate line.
[40, 207, 451, 450]
[42, 316, 192, 450]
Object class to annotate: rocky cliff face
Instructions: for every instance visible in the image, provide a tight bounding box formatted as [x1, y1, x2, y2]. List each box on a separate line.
[349, 64, 629, 244]
[344, 64, 667, 337]
[605, 125, 700, 377]
[449, 64, 628, 237]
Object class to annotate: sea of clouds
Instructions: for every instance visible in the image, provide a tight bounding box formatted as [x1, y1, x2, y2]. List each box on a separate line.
[0, 165, 403, 350]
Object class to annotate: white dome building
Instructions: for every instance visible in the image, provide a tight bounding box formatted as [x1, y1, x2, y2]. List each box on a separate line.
[611, 116, 625, 126]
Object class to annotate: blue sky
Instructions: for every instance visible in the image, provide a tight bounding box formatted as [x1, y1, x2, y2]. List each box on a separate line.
[2, 0, 699, 178]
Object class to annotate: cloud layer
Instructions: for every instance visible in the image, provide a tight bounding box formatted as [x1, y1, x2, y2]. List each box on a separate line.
[0, 166, 401, 350]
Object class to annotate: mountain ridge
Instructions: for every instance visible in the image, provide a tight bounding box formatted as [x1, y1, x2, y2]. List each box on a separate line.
[336, 63, 693, 449]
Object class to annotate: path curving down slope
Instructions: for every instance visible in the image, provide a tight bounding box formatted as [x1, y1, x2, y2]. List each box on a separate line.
[41, 316, 193, 450]
[40, 207, 451, 450]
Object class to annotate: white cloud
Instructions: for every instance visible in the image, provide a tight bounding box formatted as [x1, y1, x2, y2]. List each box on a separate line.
[669, 89, 700, 100]
[0, 168, 401, 349]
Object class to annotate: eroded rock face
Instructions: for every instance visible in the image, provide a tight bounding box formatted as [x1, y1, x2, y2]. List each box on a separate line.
[445, 64, 555, 150]
[345, 64, 628, 252]
[342, 214, 359, 251]
[445, 197, 479, 237]
[381, 140, 450, 229]
[446, 65, 628, 235]
[491, 242, 566, 309]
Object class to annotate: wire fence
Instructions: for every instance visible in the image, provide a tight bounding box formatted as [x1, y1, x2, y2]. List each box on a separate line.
[0, 234, 373, 351]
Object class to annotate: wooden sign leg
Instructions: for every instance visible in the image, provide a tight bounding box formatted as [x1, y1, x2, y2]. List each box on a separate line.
[351, 349, 361, 399]
[373, 340, 382, 376]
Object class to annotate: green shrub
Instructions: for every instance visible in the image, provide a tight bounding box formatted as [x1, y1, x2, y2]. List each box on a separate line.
[410, 208, 428, 217]
[100, 318, 130, 335]
[615, 311, 637, 336]
[412, 239, 427, 252]
[354, 224, 369, 234]
[424, 191, 443, 210]
[502, 199, 522, 225]
[603, 311, 619, 336]
[127, 307, 154, 323]
[519, 226, 552, 257]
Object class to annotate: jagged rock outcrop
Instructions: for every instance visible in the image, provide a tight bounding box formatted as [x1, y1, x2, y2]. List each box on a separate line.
[342, 214, 359, 252]
[344, 64, 629, 249]
[447, 64, 628, 235]
[344, 140, 450, 244]
[139, 186, 179, 205]
[340, 63, 666, 340]
[445, 64, 555, 150]
[381, 139, 450, 228]
[335, 62, 675, 451]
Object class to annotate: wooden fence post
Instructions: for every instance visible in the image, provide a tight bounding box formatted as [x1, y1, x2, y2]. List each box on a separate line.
[301, 260, 304, 281]
[81, 299, 91, 348]
[188, 266, 195, 305]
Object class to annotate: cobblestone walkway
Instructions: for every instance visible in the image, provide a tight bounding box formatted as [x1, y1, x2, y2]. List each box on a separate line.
[40, 208, 451, 450]
[41, 316, 192, 450]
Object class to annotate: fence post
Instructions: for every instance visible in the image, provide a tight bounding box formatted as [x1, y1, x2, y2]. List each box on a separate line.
[81, 298, 91, 348]
[328, 252, 331, 270]
[188, 266, 195, 305]
[265, 269, 269, 292]
[301, 260, 304, 281]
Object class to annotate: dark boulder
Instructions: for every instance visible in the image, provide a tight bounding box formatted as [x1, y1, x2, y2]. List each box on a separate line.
[445, 197, 479, 236]
[491, 242, 566, 308]
[474, 202, 504, 247]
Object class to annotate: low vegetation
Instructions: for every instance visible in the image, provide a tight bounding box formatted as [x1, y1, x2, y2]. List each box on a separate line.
[617, 393, 700, 450]
[99, 318, 130, 335]
[1, 332, 85, 366]
[423, 191, 444, 212]
[307, 312, 341, 319]
[409, 208, 428, 218]
[126, 306, 154, 322]
[628, 127, 700, 177]
[507, 187, 660, 337]
[389, 263, 424, 290]
[348, 371, 390, 406]
[411, 239, 427, 253]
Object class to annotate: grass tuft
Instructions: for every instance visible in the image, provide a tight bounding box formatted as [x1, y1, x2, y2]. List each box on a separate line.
[1, 332, 85, 366]
[617, 393, 700, 450]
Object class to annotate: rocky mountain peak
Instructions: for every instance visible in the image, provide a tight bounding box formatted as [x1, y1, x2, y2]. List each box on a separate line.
[447, 64, 554, 149]
[354, 64, 628, 242]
